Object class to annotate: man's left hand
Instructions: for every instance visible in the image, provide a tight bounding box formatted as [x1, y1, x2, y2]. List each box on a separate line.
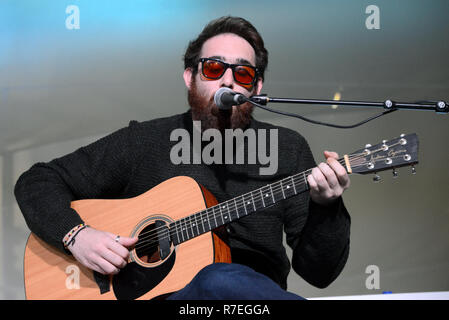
[307, 151, 350, 206]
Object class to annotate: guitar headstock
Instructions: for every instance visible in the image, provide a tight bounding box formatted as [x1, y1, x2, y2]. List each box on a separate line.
[347, 133, 419, 178]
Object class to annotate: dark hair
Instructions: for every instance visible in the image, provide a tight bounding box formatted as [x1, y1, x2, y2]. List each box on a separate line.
[184, 16, 268, 81]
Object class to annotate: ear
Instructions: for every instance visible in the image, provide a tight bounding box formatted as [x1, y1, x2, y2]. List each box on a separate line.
[183, 68, 193, 90]
[255, 77, 263, 95]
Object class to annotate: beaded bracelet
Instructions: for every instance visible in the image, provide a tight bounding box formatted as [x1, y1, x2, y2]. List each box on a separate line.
[63, 223, 89, 248]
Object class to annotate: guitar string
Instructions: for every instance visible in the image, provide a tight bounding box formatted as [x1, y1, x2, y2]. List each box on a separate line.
[133, 149, 373, 246]
[133, 156, 409, 254]
[132, 153, 370, 252]
[132, 147, 408, 252]
[132, 150, 398, 252]
[132, 150, 397, 251]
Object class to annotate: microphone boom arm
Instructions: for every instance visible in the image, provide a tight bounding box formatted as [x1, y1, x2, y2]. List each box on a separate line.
[250, 95, 448, 114]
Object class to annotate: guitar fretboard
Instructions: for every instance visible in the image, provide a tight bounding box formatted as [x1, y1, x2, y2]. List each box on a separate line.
[169, 169, 317, 246]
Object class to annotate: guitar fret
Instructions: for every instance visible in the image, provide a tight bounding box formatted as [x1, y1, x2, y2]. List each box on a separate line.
[280, 180, 286, 199]
[226, 201, 238, 221]
[197, 211, 206, 234]
[190, 215, 196, 238]
[260, 188, 266, 207]
[291, 176, 297, 194]
[221, 203, 231, 223]
[252, 190, 264, 211]
[237, 196, 248, 217]
[172, 222, 180, 245]
[212, 207, 218, 228]
[233, 198, 240, 219]
[272, 181, 284, 202]
[194, 214, 200, 235]
[303, 172, 309, 190]
[176, 219, 182, 242]
[282, 177, 296, 198]
[176, 221, 184, 243]
[180, 218, 188, 241]
[269, 184, 275, 203]
[203, 209, 212, 231]
[293, 174, 303, 193]
[189, 215, 197, 237]
[246, 194, 255, 213]
[242, 195, 250, 215]
[186, 216, 194, 239]
[261, 185, 274, 207]
[219, 205, 225, 225]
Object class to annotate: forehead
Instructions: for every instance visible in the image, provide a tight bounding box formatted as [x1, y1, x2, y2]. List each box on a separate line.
[200, 33, 256, 65]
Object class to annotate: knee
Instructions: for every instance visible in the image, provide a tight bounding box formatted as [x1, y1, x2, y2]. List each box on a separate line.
[195, 263, 238, 285]
[193, 263, 246, 296]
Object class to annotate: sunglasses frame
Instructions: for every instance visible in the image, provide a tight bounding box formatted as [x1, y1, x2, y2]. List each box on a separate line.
[199, 58, 259, 86]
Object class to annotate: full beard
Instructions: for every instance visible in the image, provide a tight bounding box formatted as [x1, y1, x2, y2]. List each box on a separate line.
[188, 78, 255, 132]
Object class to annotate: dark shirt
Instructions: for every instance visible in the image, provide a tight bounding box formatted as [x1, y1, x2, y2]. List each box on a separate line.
[14, 111, 350, 289]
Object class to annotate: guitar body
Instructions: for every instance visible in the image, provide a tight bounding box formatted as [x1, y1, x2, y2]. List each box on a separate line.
[24, 176, 231, 300]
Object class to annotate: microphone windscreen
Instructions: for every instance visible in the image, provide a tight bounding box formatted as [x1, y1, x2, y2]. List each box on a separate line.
[214, 87, 235, 110]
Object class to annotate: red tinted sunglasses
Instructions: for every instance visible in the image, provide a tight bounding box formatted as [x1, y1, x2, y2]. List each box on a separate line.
[199, 58, 258, 86]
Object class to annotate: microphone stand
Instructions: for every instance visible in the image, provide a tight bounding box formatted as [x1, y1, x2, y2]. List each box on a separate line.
[250, 95, 449, 114]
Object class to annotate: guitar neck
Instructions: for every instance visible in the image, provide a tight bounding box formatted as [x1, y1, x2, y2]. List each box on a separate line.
[169, 160, 346, 246]
[167, 133, 420, 246]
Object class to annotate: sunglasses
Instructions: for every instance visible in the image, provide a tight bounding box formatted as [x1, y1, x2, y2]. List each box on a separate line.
[199, 58, 258, 86]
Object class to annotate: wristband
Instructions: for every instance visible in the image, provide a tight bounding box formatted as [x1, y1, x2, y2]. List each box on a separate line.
[63, 223, 89, 248]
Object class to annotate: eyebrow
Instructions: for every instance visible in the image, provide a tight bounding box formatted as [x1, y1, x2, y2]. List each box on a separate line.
[208, 55, 254, 66]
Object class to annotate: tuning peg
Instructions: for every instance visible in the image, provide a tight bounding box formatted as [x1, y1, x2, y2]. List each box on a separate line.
[392, 169, 398, 178]
[373, 173, 381, 182]
[411, 166, 416, 175]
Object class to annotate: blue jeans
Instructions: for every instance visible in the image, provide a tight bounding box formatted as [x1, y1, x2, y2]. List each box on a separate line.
[167, 263, 305, 300]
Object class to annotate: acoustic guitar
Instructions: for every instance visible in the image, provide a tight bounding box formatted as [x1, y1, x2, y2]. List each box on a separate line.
[23, 133, 419, 299]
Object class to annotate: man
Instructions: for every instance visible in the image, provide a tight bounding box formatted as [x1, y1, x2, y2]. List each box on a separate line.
[15, 16, 350, 299]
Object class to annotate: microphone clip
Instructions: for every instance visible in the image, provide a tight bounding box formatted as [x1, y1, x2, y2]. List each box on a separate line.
[250, 94, 269, 106]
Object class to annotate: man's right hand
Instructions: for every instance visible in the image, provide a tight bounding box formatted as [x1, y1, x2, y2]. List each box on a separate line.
[68, 227, 138, 275]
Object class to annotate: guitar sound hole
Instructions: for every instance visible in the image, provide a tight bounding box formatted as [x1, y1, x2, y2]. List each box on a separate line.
[135, 223, 162, 263]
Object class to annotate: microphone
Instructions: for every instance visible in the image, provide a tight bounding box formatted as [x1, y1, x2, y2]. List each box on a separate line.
[214, 87, 247, 110]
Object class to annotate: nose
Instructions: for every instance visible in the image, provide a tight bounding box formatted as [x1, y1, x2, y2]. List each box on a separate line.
[220, 67, 235, 88]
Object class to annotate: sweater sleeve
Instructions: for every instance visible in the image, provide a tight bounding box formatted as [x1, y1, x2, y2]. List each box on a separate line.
[14, 121, 143, 253]
[283, 135, 351, 288]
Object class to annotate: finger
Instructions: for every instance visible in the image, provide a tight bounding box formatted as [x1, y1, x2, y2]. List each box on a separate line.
[76, 254, 103, 275]
[318, 162, 339, 189]
[106, 241, 131, 261]
[96, 257, 120, 275]
[119, 236, 139, 249]
[84, 255, 114, 275]
[311, 167, 327, 191]
[101, 248, 127, 269]
[326, 157, 350, 188]
[106, 234, 136, 259]
[307, 173, 318, 192]
[84, 261, 103, 275]
[324, 150, 339, 160]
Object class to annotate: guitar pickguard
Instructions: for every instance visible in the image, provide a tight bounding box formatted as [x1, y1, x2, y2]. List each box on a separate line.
[112, 250, 176, 300]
